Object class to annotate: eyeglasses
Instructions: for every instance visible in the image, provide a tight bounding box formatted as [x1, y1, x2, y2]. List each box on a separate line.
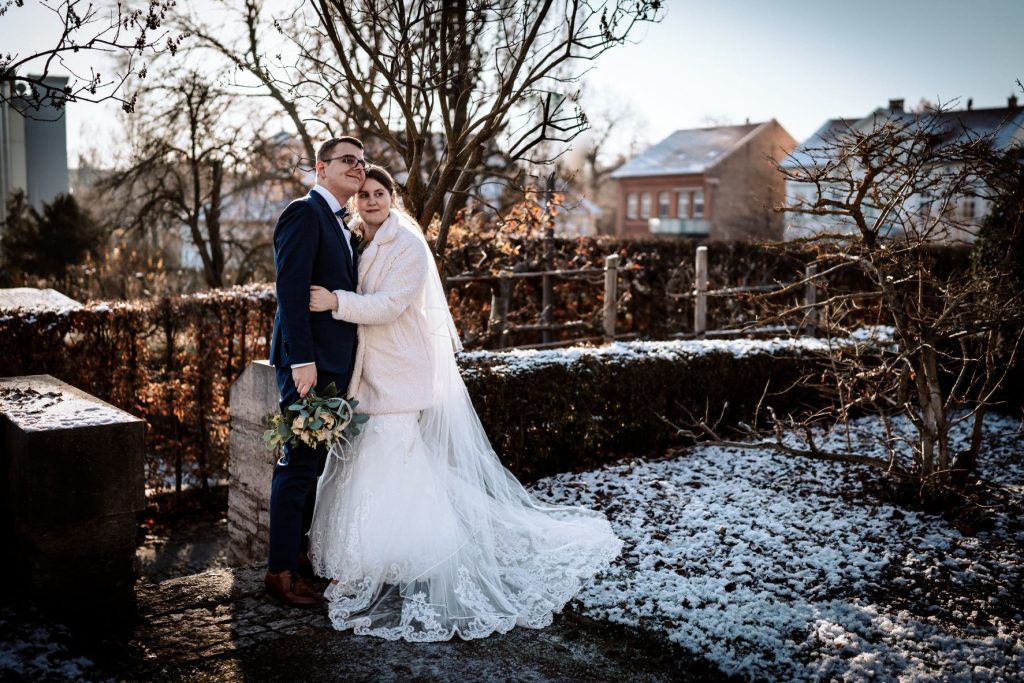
[322, 154, 368, 170]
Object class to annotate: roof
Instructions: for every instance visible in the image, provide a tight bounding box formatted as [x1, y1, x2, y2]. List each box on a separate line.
[784, 104, 1024, 170]
[779, 119, 857, 170]
[610, 122, 765, 179]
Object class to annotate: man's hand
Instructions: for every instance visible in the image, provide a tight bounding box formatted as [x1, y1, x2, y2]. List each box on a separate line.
[292, 364, 317, 398]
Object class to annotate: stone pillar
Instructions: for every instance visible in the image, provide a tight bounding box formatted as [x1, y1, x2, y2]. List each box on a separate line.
[0, 375, 145, 618]
[227, 360, 279, 565]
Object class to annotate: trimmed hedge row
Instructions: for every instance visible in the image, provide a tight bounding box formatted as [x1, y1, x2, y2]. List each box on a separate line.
[0, 286, 277, 490]
[459, 340, 830, 482]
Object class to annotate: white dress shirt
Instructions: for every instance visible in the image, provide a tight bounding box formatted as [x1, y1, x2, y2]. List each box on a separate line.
[311, 184, 354, 258]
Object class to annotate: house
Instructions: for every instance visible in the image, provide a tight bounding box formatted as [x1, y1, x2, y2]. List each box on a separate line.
[781, 97, 1024, 242]
[553, 194, 602, 237]
[610, 120, 796, 240]
[0, 76, 71, 234]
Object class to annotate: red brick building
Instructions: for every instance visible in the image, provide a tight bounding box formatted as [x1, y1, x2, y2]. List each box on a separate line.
[611, 120, 796, 240]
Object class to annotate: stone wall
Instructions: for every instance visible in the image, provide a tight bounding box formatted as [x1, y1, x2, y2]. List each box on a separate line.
[227, 361, 279, 565]
[0, 374, 144, 620]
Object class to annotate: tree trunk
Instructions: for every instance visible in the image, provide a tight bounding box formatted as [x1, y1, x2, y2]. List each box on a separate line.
[206, 160, 226, 288]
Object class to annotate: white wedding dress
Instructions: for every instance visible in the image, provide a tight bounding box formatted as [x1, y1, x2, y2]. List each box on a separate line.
[307, 219, 622, 642]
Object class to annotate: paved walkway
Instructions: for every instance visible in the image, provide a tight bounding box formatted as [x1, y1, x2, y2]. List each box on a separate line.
[113, 565, 729, 682]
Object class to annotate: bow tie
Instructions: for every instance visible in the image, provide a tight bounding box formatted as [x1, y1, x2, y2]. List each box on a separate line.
[334, 207, 349, 222]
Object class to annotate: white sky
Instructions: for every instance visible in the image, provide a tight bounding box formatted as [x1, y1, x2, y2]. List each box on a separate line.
[584, 0, 1024, 149]
[2, 0, 1022, 167]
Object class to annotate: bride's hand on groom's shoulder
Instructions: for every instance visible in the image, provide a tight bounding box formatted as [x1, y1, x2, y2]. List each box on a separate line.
[309, 286, 339, 313]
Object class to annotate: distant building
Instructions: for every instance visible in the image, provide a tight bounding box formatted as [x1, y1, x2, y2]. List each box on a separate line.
[0, 76, 71, 234]
[553, 194, 602, 237]
[611, 121, 796, 240]
[781, 97, 1024, 242]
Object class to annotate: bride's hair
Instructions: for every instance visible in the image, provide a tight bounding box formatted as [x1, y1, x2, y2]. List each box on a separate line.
[363, 165, 397, 195]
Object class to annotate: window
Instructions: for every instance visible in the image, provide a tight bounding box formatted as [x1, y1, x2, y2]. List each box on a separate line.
[961, 198, 976, 219]
[693, 189, 705, 218]
[658, 191, 670, 218]
[677, 191, 690, 218]
[640, 192, 652, 219]
[626, 193, 638, 219]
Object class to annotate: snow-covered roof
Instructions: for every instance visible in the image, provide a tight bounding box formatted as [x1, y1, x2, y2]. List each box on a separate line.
[783, 103, 1024, 170]
[610, 122, 766, 179]
[779, 118, 857, 170]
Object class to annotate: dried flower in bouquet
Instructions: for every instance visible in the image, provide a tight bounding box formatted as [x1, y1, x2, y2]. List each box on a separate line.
[263, 382, 368, 451]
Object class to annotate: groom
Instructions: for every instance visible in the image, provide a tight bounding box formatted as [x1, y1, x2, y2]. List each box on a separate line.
[266, 135, 365, 607]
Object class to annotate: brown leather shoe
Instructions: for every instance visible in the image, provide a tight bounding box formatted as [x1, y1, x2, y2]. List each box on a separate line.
[264, 570, 322, 608]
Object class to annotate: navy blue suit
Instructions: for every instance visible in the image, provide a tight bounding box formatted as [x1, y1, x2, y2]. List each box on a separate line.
[267, 190, 358, 573]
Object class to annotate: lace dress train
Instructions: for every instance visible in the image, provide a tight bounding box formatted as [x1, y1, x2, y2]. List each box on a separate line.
[307, 412, 622, 642]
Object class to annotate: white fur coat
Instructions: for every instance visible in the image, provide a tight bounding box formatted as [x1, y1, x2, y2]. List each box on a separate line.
[331, 211, 432, 415]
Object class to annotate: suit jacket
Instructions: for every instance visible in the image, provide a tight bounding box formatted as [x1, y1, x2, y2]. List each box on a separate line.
[269, 190, 357, 378]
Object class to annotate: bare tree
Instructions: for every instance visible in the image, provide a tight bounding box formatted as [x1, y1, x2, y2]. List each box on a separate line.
[564, 90, 647, 233]
[177, 0, 663, 258]
[690, 103, 1024, 506]
[99, 69, 300, 288]
[0, 0, 182, 115]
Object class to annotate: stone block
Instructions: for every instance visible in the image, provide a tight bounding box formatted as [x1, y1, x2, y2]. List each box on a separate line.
[228, 361, 279, 564]
[0, 375, 145, 617]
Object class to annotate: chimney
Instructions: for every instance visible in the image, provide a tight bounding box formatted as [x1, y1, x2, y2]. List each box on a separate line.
[1010, 94, 1020, 111]
[967, 98, 973, 111]
[888, 98, 904, 112]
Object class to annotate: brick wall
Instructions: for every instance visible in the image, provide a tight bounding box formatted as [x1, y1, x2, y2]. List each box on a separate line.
[708, 120, 797, 241]
[615, 174, 706, 237]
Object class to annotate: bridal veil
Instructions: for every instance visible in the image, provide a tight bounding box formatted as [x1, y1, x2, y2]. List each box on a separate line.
[308, 212, 622, 641]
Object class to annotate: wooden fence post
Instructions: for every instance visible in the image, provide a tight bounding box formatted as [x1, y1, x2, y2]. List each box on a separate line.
[804, 262, 818, 333]
[603, 254, 620, 341]
[489, 274, 512, 349]
[541, 172, 556, 345]
[694, 245, 708, 337]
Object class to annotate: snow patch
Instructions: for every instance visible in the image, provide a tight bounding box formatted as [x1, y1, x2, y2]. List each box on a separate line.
[532, 412, 1024, 680]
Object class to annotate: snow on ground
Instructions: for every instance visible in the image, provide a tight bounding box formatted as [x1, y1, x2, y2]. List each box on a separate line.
[0, 606, 104, 681]
[533, 412, 1024, 681]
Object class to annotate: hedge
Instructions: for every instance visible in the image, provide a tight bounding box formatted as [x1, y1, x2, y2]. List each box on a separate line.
[440, 235, 973, 346]
[0, 285, 276, 491]
[0, 239, 977, 488]
[460, 339, 831, 482]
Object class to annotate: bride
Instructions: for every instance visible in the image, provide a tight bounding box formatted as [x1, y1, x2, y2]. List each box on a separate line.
[306, 166, 622, 642]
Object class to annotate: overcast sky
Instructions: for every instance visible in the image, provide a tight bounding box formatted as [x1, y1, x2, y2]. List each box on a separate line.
[2, 0, 1021, 167]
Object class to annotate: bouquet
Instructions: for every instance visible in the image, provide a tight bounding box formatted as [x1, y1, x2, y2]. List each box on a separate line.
[263, 382, 369, 451]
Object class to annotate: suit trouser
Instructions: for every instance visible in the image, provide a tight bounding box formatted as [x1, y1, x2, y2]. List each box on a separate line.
[267, 366, 346, 573]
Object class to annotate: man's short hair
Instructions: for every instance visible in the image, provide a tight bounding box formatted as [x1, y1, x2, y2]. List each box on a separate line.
[317, 136, 364, 162]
